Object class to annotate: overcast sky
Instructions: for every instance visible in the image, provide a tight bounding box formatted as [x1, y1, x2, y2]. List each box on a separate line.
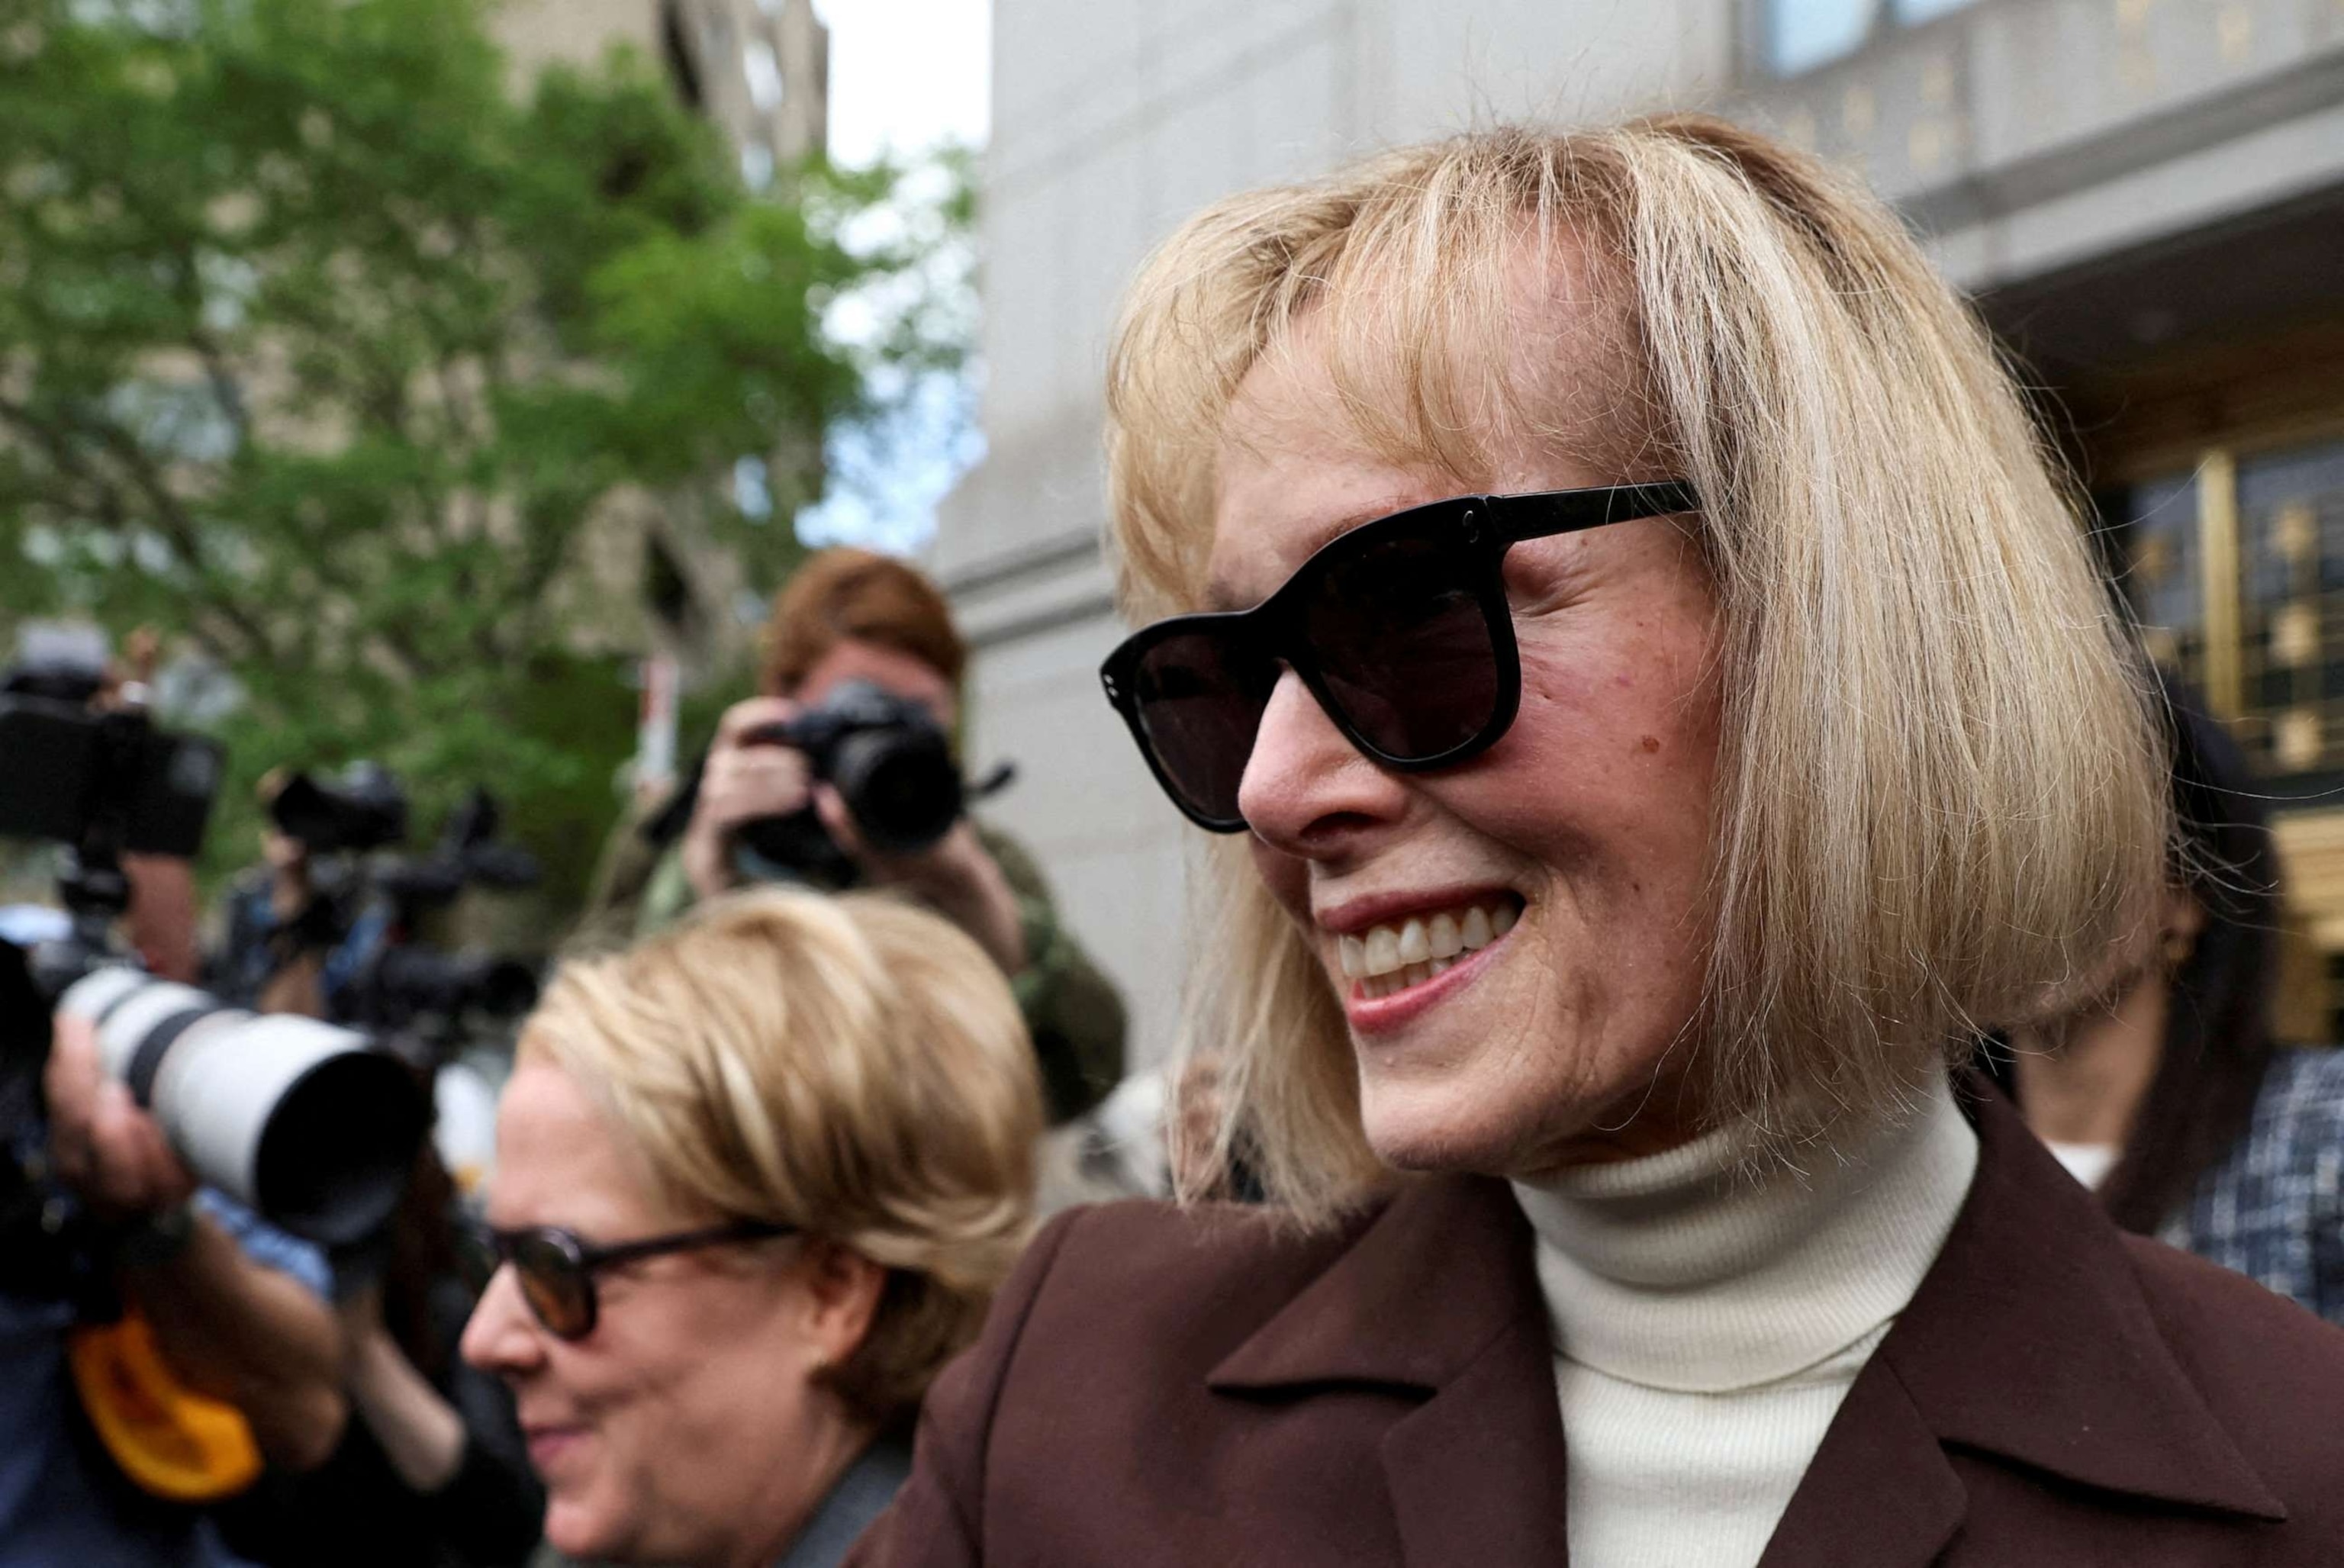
[814, 0, 991, 163]
[792, 1, 992, 555]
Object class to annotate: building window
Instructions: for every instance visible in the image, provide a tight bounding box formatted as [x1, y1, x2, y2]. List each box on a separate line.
[2117, 433, 2344, 778]
[660, 0, 705, 111]
[1760, 0, 1982, 76]
[2236, 438, 2344, 774]
[2121, 471, 2205, 694]
[743, 37, 785, 112]
[739, 141, 775, 192]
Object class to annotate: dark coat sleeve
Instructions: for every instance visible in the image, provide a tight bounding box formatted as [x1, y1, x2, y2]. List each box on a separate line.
[977, 824, 1129, 1125]
[842, 1207, 1087, 1567]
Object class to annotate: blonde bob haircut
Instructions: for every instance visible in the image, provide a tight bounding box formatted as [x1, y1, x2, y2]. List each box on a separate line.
[1107, 115, 2169, 1223]
[520, 889, 1044, 1423]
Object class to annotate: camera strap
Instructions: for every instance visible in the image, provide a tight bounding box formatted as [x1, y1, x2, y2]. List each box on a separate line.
[66, 1307, 262, 1503]
[968, 761, 1018, 802]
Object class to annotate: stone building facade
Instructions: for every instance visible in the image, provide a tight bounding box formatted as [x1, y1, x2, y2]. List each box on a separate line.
[940, 0, 2344, 1068]
[497, 0, 829, 185]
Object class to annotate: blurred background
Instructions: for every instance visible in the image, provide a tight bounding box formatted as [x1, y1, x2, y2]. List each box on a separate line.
[5, 0, 2344, 1074]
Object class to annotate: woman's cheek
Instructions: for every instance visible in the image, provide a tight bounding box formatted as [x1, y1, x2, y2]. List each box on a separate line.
[1248, 837, 1314, 926]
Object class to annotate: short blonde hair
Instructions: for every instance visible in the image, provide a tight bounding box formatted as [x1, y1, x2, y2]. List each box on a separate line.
[521, 890, 1043, 1422]
[1108, 116, 2169, 1222]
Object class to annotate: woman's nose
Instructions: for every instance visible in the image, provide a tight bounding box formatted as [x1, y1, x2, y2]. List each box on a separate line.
[459, 1264, 546, 1377]
[1237, 669, 1410, 856]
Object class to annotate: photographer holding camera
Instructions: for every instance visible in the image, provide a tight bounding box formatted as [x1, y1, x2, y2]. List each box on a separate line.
[599, 549, 1125, 1125]
[1, 948, 347, 1568]
[1, 633, 433, 1566]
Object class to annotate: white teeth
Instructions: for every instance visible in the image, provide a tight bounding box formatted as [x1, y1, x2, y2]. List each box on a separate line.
[1428, 912, 1462, 959]
[1338, 898, 1522, 989]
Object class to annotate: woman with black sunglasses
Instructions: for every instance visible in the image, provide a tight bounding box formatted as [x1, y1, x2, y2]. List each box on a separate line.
[848, 118, 2344, 1568]
[459, 890, 1042, 1568]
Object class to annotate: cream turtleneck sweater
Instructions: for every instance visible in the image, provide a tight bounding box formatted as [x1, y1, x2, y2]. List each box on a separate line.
[1509, 1070, 1978, 1568]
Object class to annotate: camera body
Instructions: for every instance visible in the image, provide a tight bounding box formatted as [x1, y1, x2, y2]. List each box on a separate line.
[333, 787, 542, 1051]
[0, 695, 223, 867]
[268, 763, 410, 858]
[742, 678, 964, 856]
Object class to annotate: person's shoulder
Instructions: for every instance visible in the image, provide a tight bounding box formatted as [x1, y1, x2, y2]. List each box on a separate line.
[2120, 1230, 2344, 1507]
[2252, 1045, 2344, 1129]
[1009, 1196, 1380, 1370]
[1035, 1196, 1377, 1310]
[2219, 1045, 2344, 1195]
[970, 817, 1046, 894]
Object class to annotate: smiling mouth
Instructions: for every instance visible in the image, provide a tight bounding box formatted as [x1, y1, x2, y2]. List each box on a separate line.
[1338, 894, 1523, 1000]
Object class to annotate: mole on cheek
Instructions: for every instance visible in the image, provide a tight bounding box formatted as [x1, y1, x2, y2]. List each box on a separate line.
[1639, 736, 1660, 754]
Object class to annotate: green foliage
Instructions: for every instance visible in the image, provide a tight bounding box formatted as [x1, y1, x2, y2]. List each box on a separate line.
[0, 0, 960, 906]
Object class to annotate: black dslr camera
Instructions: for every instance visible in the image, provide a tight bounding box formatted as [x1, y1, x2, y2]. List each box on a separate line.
[0, 656, 426, 1254]
[269, 761, 411, 857]
[0, 664, 221, 990]
[741, 678, 966, 855]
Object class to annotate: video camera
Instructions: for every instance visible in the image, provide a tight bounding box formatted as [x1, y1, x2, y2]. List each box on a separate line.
[0, 647, 428, 1253]
[340, 788, 543, 1044]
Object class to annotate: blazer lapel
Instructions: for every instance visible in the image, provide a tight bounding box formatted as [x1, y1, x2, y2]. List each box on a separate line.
[1879, 1081, 2282, 1517]
[1754, 1360, 1965, 1568]
[1209, 1174, 1570, 1568]
[1380, 1309, 1570, 1568]
[1765, 1076, 2282, 1566]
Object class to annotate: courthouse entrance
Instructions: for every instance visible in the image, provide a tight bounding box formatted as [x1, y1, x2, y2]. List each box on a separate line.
[1979, 185, 2344, 1038]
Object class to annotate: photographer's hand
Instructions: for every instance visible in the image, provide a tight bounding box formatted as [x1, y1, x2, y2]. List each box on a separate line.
[682, 697, 814, 902]
[814, 794, 1029, 977]
[45, 1012, 196, 1221]
[46, 1011, 349, 1472]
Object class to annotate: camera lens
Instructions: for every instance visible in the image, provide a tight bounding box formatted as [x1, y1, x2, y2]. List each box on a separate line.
[829, 729, 963, 854]
[62, 970, 429, 1245]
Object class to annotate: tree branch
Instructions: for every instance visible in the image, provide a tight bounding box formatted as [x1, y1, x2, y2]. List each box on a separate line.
[0, 395, 279, 665]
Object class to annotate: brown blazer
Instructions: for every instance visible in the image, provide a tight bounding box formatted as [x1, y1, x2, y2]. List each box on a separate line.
[849, 1083, 2344, 1566]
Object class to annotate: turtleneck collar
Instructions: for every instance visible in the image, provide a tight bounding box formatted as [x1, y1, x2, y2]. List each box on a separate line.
[1510, 1067, 1978, 1393]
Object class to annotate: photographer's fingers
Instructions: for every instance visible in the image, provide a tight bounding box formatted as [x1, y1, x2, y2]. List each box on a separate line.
[705, 745, 813, 827]
[811, 784, 872, 866]
[711, 696, 799, 749]
[43, 1015, 103, 1180]
[86, 1080, 193, 1216]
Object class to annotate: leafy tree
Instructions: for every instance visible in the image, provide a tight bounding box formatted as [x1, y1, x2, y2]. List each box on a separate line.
[0, 0, 953, 908]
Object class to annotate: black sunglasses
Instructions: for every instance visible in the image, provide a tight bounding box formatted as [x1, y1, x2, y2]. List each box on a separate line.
[474, 1219, 797, 1341]
[1100, 481, 1699, 830]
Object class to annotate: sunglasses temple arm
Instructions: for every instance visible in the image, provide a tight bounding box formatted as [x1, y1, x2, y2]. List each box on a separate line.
[1488, 481, 1701, 545]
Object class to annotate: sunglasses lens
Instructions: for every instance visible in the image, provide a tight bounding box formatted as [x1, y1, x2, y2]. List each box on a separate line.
[510, 1232, 592, 1339]
[1306, 528, 1501, 760]
[1129, 628, 1277, 825]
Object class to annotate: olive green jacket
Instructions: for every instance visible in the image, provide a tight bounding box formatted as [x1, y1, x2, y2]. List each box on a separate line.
[578, 812, 1127, 1126]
